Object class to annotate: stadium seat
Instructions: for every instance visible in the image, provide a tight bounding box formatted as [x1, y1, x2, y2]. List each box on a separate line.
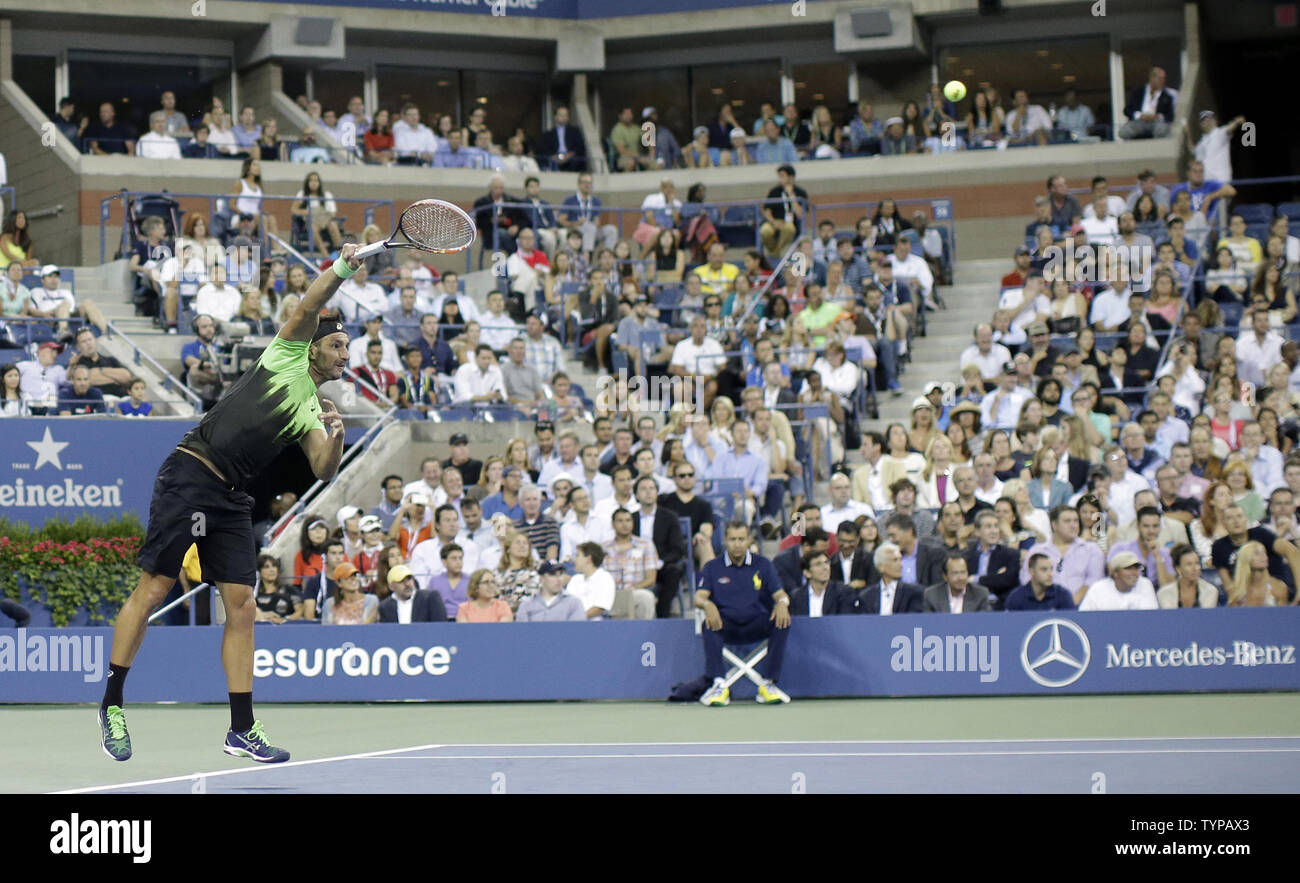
[1277, 202, 1300, 223]
[1233, 204, 1274, 225]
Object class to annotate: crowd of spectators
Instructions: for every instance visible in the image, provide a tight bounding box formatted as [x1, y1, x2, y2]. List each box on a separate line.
[926, 157, 1300, 611]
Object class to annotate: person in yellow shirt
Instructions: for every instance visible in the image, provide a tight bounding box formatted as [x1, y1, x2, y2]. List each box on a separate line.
[1216, 214, 1263, 276]
[691, 243, 740, 299]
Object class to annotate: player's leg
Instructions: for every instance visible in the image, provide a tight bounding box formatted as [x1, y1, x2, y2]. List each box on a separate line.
[214, 580, 286, 762]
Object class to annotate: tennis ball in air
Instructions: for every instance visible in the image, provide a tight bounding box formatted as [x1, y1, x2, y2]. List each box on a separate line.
[943, 80, 967, 103]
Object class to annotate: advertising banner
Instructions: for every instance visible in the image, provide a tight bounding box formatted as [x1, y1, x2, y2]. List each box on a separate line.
[3, 610, 1296, 703]
[230, 0, 819, 19]
[0, 419, 195, 526]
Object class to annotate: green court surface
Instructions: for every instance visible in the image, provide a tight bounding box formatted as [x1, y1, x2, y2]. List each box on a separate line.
[5, 693, 1298, 793]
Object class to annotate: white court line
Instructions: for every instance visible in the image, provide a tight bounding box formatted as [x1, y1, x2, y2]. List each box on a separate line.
[407, 735, 1300, 747]
[56, 736, 1300, 793]
[53, 743, 444, 795]
[356, 748, 1300, 761]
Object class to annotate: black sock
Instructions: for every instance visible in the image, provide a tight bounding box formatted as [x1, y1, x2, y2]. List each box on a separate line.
[101, 664, 129, 711]
[229, 692, 254, 733]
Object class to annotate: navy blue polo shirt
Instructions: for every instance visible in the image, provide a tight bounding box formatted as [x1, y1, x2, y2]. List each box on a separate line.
[698, 551, 783, 624]
[1004, 583, 1077, 611]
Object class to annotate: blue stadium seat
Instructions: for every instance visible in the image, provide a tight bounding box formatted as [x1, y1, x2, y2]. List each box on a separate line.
[1233, 204, 1274, 225]
[1278, 203, 1300, 223]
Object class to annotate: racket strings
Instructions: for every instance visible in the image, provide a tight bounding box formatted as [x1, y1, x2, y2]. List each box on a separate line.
[401, 201, 476, 251]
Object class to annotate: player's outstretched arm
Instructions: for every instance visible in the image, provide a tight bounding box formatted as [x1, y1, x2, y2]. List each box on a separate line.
[279, 243, 363, 342]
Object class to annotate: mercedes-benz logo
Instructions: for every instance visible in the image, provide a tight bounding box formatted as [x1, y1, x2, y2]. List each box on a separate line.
[1020, 618, 1091, 687]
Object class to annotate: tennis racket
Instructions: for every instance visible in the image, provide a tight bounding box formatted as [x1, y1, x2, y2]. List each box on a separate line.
[353, 199, 477, 258]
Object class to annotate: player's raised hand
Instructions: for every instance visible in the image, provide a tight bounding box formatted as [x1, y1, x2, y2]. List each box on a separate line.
[319, 398, 344, 437]
[339, 242, 362, 270]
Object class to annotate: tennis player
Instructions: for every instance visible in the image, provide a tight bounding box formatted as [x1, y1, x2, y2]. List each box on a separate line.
[98, 243, 364, 763]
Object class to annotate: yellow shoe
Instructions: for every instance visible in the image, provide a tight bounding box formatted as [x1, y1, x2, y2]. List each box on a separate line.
[756, 680, 790, 704]
[700, 679, 730, 706]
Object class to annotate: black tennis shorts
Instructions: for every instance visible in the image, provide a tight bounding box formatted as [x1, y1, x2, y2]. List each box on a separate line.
[137, 448, 258, 586]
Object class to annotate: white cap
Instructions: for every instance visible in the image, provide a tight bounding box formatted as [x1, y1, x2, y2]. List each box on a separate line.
[336, 505, 361, 527]
[41, 264, 60, 277]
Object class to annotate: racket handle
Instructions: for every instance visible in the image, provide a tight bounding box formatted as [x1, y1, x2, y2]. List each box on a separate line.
[352, 241, 388, 259]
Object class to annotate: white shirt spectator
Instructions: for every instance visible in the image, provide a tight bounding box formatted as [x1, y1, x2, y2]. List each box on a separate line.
[347, 333, 402, 374]
[193, 282, 242, 322]
[1155, 361, 1207, 414]
[332, 279, 389, 323]
[392, 119, 437, 160]
[565, 568, 617, 618]
[820, 500, 874, 535]
[889, 252, 934, 298]
[27, 285, 76, 315]
[1078, 576, 1158, 611]
[155, 254, 207, 302]
[135, 131, 181, 160]
[429, 292, 481, 323]
[1109, 469, 1154, 526]
[591, 495, 639, 530]
[1082, 195, 1128, 220]
[207, 125, 238, 156]
[408, 535, 480, 587]
[560, 514, 614, 562]
[478, 310, 519, 351]
[1195, 124, 1234, 185]
[1088, 287, 1132, 330]
[1005, 104, 1053, 136]
[670, 335, 727, 376]
[453, 361, 507, 403]
[998, 287, 1050, 332]
[640, 191, 682, 225]
[809, 356, 861, 403]
[501, 154, 540, 175]
[974, 479, 1004, 506]
[959, 342, 1012, 381]
[1079, 214, 1118, 245]
[1236, 330, 1285, 389]
[980, 386, 1031, 430]
[17, 359, 66, 408]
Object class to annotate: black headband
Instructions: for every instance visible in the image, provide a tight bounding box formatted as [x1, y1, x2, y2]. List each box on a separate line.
[312, 319, 346, 343]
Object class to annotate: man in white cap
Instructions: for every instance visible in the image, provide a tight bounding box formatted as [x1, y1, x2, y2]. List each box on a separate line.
[1078, 550, 1158, 610]
[353, 515, 388, 590]
[336, 505, 364, 559]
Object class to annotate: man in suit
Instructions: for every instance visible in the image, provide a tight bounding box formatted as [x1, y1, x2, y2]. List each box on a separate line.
[538, 105, 587, 171]
[472, 174, 530, 256]
[560, 171, 618, 254]
[964, 510, 1022, 607]
[884, 513, 946, 589]
[632, 475, 687, 618]
[774, 527, 829, 594]
[1120, 66, 1176, 140]
[832, 522, 874, 590]
[924, 553, 993, 613]
[788, 550, 855, 616]
[855, 542, 924, 614]
[378, 564, 447, 623]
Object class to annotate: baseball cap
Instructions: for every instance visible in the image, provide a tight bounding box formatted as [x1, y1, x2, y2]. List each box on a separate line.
[642, 106, 655, 119]
[387, 564, 413, 583]
[1001, 361, 1017, 375]
[40, 264, 60, 277]
[1028, 322, 1049, 336]
[407, 492, 430, 506]
[449, 432, 469, 446]
[729, 127, 746, 139]
[1198, 110, 1216, 120]
[884, 116, 903, 127]
[38, 341, 62, 352]
[1014, 245, 1030, 257]
[332, 562, 360, 581]
[549, 472, 576, 490]
[911, 397, 933, 411]
[336, 505, 361, 527]
[538, 561, 566, 576]
[1107, 551, 1142, 573]
[1061, 343, 1081, 355]
[923, 381, 945, 396]
[359, 515, 383, 533]
[535, 420, 554, 434]
[502, 466, 522, 479]
[693, 126, 709, 138]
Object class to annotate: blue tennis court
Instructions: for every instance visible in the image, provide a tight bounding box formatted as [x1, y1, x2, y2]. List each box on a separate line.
[57, 736, 1300, 794]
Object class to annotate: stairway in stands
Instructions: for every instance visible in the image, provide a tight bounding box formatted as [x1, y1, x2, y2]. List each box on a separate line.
[868, 257, 1006, 432]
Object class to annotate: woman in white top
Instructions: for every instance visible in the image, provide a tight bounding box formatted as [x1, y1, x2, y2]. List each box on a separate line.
[0, 362, 31, 417]
[915, 435, 956, 509]
[1047, 278, 1087, 332]
[1154, 340, 1207, 414]
[1204, 246, 1250, 306]
[879, 422, 926, 491]
[292, 171, 341, 255]
[1000, 479, 1050, 545]
[1188, 481, 1233, 568]
[229, 158, 278, 239]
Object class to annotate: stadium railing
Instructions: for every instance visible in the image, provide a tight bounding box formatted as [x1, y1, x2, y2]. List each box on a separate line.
[99, 190, 398, 265]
